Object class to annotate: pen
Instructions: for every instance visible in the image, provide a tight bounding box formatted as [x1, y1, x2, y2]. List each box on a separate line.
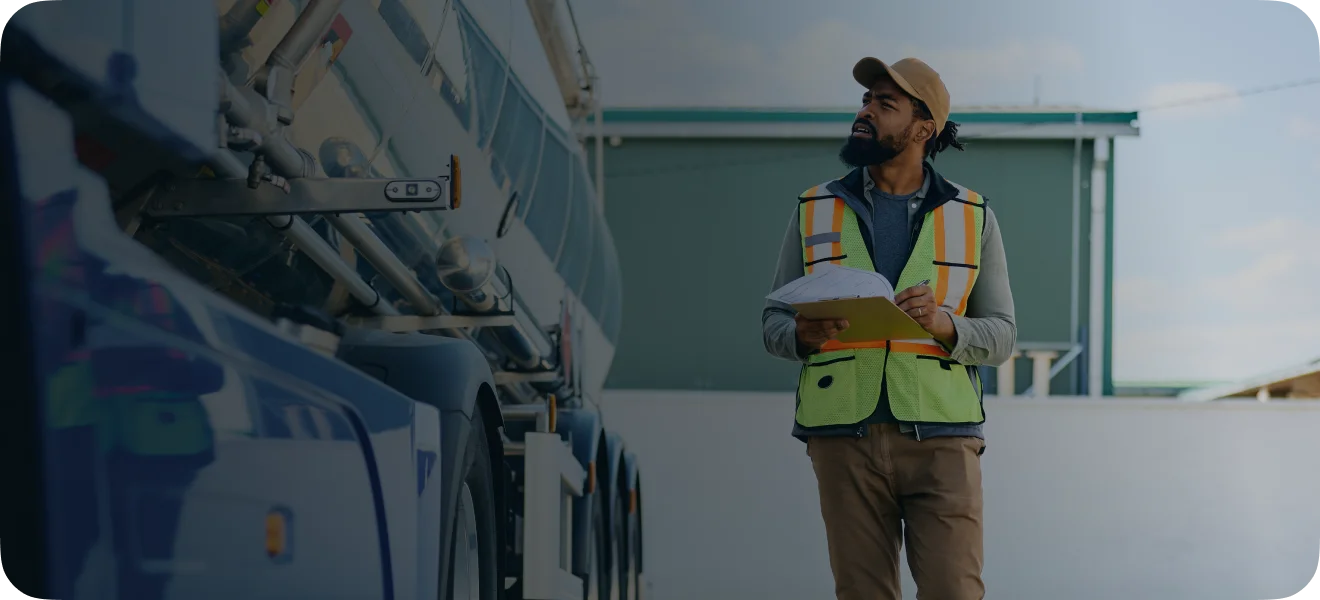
[915, 279, 930, 288]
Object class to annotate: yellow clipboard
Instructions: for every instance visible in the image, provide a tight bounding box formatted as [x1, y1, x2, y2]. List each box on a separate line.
[790, 296, 932, 343]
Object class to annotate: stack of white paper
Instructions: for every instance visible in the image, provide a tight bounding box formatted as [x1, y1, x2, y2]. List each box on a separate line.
[766, 264, 895, 305]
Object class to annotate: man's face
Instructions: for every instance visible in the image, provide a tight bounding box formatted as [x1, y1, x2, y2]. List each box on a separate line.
[838, 77, 929, 168]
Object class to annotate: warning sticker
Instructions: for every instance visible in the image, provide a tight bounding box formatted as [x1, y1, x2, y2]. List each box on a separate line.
[323, 13, 354, 66]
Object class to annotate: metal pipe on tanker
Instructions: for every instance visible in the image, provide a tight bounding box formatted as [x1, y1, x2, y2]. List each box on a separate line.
[323, 213, 442, 316]
[264, 0, 344, 73]
[258, 0, 345, 111]
[218, 0, 266, 54]
[209, 149, 398, 316]
[436, 236, 509, 314]
[225, 0, 450, 322]
[282, 217, 400, 315]
[499, 321, 554, 371]
[219, 76, 318, 177]
[217, 0, 454, 322]
[436, 237, 554, 371]
[224, 0, 342, 164]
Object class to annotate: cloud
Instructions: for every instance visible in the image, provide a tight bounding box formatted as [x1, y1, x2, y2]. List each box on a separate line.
[1115, 217, 1320, 383]
[900, 39, 1086, 103]
[1212, 217, 1320, 248]
[579, 1, 770, 106]
[1199, 218, 1320, 314]
[1288, 115, 1320, 139]
[1283, 117, 1320, 175]
[1140, 82, 1244, 120]
[1114, 316, 1320, 383]
[1113, 275, 1166, 319]
[577, 2, 1086, 108]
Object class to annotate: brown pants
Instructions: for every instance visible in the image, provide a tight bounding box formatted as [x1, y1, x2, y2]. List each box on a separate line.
[807, 423, 986, 600]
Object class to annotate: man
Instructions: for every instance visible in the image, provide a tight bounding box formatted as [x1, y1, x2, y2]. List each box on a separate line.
[761, 57, 1017, 600]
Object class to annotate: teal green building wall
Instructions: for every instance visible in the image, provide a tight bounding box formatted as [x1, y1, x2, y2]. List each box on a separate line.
[593, 135, 1110, 395]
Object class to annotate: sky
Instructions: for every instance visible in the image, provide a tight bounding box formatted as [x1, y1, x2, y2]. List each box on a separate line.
[568, 0, 1320, 385]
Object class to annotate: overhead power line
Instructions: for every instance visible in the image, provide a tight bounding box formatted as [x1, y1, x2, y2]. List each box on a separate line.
[957, 75, 1320, 141]
[601, 75, 1320, 179]
[1140, 76, 1320, 112]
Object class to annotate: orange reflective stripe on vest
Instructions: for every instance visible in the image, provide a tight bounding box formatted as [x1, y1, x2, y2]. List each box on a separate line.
[803, 194, 845, 272]
[818, 339, 951, 357]
[819, 339, 887, 352]
[936, 188, 982, 316]
[889, 340, 950, 357]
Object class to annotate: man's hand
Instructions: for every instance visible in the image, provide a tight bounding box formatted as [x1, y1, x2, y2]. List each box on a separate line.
[894, 284, 957, 347]
[795, 314, 849, 350]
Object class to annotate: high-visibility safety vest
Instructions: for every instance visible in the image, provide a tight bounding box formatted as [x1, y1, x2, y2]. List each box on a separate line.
[794, 179, 987, 429]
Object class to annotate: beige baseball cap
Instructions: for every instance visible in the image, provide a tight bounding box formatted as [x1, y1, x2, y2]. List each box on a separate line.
[852, 57, 951, 135]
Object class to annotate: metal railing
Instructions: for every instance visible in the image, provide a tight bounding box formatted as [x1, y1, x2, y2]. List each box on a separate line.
[996, 341, 1085, 398]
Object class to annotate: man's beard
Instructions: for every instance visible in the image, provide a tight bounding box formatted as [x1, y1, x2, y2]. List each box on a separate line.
[838, 122, 912, 168]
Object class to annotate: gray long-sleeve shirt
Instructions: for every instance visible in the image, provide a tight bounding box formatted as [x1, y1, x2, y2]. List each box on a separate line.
[762, 169, 1017, 370]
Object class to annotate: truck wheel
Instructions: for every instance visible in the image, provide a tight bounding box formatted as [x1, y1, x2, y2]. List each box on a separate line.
[610, 490, 626, 600]
[621, 491, 641, 600]
[447, 410, 500, 600]
[584, 490, 610, 600]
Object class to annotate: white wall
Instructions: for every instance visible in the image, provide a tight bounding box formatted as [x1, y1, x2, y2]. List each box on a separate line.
[600, 390, 1320, 600]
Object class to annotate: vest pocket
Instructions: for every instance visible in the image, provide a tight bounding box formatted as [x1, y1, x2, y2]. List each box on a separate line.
[795, 351, 861, 428]
[914, 355, 983, 423]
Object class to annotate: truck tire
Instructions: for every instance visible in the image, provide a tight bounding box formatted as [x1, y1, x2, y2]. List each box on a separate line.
[621, 494, 641, 600]
[610, 489, 626, 600]
[584, 490, 609, 600]
[447, 409, 500, 600]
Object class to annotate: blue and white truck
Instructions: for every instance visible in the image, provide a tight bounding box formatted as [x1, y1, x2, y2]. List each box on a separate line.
[0, 0, 642, 598]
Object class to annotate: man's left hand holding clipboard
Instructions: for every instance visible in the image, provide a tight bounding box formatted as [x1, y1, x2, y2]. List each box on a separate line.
[793, 313, 851, 350]
[795, 279, 957, 352]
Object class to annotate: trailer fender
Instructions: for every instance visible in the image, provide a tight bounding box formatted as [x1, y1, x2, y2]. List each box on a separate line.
[554, 407, 602, 484]
[554, 407, 605, 577]
[335, 328, 504, 598]
[336, 328, 498, 423]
